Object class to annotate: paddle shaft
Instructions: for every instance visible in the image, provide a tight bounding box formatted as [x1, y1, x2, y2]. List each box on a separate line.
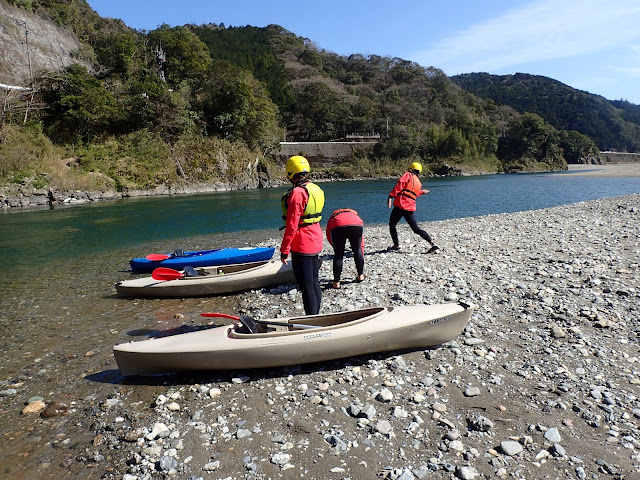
[254, 319, 318, 330]
[201, 312, 319, 329]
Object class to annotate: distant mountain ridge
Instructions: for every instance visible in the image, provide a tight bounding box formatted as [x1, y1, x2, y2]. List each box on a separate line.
[451, 72, 640, 152]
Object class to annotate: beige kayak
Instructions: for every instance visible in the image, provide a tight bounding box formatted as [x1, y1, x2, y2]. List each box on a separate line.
[115, 260, 295, 297]
[113, 302, 476, 376]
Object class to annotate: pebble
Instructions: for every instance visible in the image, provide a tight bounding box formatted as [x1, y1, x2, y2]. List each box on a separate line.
[463, 386, 481, 397]
[41, 401, 68, 418]
[501, 440, 524, 456]
[544, 427, 562, 443]
[21, 400, 46, 415]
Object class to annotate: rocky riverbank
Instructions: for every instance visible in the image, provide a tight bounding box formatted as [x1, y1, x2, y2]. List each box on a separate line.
[3, 194, 640, 480]
[0, 181, 272, 209]
[3, 163, 640, 210]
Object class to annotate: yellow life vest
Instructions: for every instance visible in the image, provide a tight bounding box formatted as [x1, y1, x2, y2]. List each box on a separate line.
[281, 181, 324, 226]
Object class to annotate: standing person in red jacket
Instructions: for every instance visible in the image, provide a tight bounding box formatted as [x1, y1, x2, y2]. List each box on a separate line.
[387, 162, 439, 253]
[326, 208, 365, 289]
[280, 156, 325, 315]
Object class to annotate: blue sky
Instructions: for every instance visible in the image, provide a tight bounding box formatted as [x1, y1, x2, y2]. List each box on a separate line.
[87, 0, 640, 104]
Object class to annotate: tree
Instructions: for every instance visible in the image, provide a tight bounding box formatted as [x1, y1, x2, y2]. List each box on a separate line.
[93, 31, 137, 77]
[148, 25, 211, 86]
[38, 64, 118, 144]
[559, 130, 599, 163]
[120, 78, 196, 142]
[290, 82, 351, 140]
[197, 61, 280, 151]
[498, 112, 564, 169]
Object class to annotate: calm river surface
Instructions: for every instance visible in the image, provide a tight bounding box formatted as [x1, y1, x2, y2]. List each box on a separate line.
[0, 170, 639, 477]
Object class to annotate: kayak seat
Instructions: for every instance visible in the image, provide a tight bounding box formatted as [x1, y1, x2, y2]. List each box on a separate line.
[238, 315, 258, 334]
[183, 266, 200, 277]
[173, 248, 186, 257]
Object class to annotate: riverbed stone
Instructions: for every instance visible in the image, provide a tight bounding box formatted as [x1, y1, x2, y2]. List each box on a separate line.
[21, 400, 46, 414]
[501, 441, 524, 456]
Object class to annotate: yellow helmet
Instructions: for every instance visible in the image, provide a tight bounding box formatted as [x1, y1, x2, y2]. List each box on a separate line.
[286, 155, 310, 180]
[409, 162, 422, 173]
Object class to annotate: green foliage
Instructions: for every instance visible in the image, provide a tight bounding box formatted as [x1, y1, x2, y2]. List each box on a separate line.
[120, 78, 198, 141]
[299, 49, 323, 70]
[611, 100, 640, 127]
[191, 24, 295, 109]
[452, 73, 640, 152]
[74, 130, 172, 190]
[559, 130, 599, 163]
[11, 0, 124, 43]
[0, 123, 54, 181]
[498, 113, 566, 171]
[148, 25, 211, 86]
[93, 31, 137, 76]
[196, 60, 281, 151]
[331, 154, 408, 178]
[38, 64, 119, 144]
[0, 123, 111, 191]
[172, 135, 265, 183]
[7, 8, 638, 196]
[289, 82, 351, 140]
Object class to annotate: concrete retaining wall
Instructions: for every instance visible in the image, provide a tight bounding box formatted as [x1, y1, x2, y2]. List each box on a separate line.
[277, 142, 377, 166]
[600, 152, 640, 164]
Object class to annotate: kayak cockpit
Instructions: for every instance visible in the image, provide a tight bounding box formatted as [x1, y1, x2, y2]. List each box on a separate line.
[229, 307, 388, 337]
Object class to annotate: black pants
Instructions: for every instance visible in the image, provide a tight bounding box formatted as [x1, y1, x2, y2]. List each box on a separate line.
[330, 225, 364, 282]
[389, 206, 433, 246]
[291, 253, 321, 315]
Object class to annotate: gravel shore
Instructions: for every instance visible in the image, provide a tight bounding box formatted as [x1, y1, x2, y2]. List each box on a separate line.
[5, 193, 640, 480]
[558, 164, 640, 177]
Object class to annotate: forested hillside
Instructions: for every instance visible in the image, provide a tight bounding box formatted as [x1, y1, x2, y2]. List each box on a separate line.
[1, 0, 627, 198]
[451, 72, 640, 152]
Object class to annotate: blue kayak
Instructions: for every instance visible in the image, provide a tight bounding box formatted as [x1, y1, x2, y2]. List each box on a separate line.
[130, 247, 275, 273]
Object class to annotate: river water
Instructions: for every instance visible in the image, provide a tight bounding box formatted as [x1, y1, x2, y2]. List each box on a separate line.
[0, 170, 639, 477]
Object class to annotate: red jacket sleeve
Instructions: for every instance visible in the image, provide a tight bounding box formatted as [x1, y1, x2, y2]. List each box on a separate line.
[280, 187, 307, 256]
[389, 172, 410, 199]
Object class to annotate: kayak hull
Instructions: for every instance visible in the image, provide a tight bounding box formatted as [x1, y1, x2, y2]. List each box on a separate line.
[113, 302, 475, 376]
[129, 247, 275, 273]
[116, 260, 295, 297]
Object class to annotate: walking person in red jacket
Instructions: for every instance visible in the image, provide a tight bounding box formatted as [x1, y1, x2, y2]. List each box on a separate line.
[280, 156, 325, 315]
[326, 208, 365, 289]
[387, 162, 439, 253]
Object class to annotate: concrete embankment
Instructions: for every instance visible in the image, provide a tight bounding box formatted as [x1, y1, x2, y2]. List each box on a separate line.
[599, 152, 640, 163]
[276, 141, 377, 166]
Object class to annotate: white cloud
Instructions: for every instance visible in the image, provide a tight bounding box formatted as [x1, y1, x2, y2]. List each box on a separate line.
[614, 66, 640, 78]
[411, 0, 640, 75]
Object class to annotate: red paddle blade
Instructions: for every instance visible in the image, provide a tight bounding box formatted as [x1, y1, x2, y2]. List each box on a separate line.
[146, 253, 171, 261]
[151, 267, 184, 281]
[201, 312, 240, 320]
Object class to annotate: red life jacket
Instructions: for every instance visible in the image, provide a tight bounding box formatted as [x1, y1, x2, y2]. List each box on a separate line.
[399, 174, 422, 200]
[389, 172, 423, 211]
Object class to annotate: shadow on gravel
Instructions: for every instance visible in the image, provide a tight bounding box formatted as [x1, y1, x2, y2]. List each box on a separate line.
[365, 248, 395, 255]
[124, 323, 227, 339]
[85, 345, 443, 387]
